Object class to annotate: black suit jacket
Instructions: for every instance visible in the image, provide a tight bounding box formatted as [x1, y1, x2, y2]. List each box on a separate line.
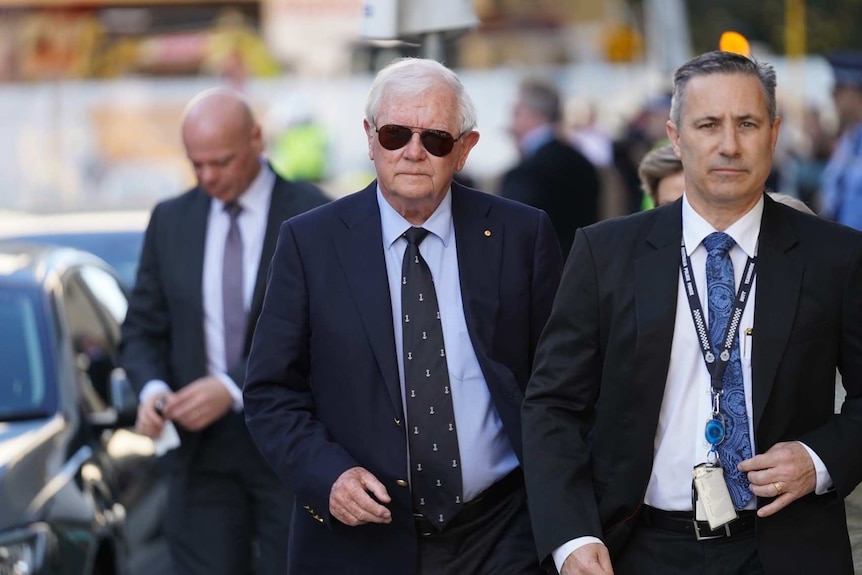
[499, 137, 600, 259]
[522, 194, 862, 574]
[243, 181, 562, 574]
[120, 172, 328, 457]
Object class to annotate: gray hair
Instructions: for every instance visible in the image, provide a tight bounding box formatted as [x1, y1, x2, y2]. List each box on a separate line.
[517, 78, 563, 124]
[669, 50, 777, 126]
[365, 58, 478, 135]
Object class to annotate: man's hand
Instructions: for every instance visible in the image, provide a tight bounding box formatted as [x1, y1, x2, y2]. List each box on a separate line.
[163, 376, 234, 431]
[561, 543, 614, 575]
[329, 467, 392, 526]
[738, 441, 817, 518]
[135, 393, 169, 438]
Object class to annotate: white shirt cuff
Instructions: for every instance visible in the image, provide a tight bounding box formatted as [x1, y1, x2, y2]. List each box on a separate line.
[797, 441, 833, 494]
[140, 380, 170, 403]
[552, 537, 604, 573]
[217, 372, 244, 411]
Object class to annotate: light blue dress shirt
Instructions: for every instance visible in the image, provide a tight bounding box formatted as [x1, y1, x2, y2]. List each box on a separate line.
[822, 123, 862, 231]
[376, 187, 518, 501]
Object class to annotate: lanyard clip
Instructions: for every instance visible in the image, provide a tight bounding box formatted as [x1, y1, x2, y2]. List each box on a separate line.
[712, 390, 722, 416]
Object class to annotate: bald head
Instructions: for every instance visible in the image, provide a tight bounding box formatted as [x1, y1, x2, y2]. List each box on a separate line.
[182, 88, 256, 141]
[181, 88, 264, 204]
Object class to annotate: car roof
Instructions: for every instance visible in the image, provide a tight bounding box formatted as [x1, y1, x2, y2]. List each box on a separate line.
[0, 210, 150, 238]
[0, 241, 113, 287]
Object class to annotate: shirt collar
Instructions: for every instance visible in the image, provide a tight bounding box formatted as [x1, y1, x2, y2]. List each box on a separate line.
[215, 159, 274, 216]
[682, 192, 763, 258]
[377, 186, 453, 249]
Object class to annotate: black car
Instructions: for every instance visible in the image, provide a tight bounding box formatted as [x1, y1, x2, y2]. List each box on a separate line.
[0, 242, 167, 575]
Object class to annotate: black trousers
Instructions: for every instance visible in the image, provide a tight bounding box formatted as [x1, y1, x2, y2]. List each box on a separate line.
[416, 477, 543, 575]
[615, 514, 764, 575]
[165, 414, 293, 575]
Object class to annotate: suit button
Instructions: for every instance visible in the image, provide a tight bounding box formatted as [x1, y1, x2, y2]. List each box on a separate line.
[396, 479, 408, 487]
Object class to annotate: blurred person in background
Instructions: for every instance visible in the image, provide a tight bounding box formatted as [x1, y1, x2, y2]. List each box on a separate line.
[265, 96, 330, 184]
[776, 105, 836, 214]
[821, 51, 862, 231]
[612, 94, 673, 214]
[243, 57, 560, 575]
[566, 96, 632, 220]
[523, 50, 862, 575]
[498, 78, 600, 260]
[120, 87, 328, 575]
[566, 97, 614, 170]
[637, 143, 685, 208]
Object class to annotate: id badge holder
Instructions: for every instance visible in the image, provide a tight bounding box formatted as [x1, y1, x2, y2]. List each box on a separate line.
[692, 463, 738, 534]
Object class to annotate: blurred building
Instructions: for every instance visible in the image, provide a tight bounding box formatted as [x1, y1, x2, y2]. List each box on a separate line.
[0, 2, 275, 82]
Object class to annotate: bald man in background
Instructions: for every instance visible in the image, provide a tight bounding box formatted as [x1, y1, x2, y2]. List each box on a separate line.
[121, 88, 329, 574]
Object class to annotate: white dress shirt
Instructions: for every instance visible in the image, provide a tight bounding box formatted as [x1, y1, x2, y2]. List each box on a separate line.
[140, 161, 274, 412]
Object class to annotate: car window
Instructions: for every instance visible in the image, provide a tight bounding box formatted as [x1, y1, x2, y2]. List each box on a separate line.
[0, 288, 53, 420]
[63, 266, 126, 412]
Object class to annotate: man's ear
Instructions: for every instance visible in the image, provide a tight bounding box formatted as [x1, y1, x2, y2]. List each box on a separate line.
[363, 118, 375, 161]
[666, 120, 682, 158]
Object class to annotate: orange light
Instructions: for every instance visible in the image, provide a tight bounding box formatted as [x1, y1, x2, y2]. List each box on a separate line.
[719, 31, 751, 57]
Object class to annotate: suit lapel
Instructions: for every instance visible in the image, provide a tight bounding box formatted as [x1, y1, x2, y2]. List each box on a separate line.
[452, 184, 501, 358]
[246, 175, 290, 350]
[751, 197, 801, 428]
[183, 188, 210, 375]
[332, 184, 403, 417]
[634, 204, 682, 421]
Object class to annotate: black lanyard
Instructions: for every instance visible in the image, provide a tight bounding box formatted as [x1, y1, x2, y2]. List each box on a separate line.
[679, 237, 756, 392]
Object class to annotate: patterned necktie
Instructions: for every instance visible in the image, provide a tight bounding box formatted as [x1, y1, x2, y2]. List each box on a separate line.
[401, 227, 463, 529]
[223, 202, 246, 371]
[703, 231, 752, 509]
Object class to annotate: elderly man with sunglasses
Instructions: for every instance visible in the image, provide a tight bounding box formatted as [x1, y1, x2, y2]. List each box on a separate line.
[243, 58, 561, 575]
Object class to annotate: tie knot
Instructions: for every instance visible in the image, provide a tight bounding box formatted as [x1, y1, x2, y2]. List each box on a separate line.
[224, 201, 242, 221]
[404, 227, 430, 246]
[703, 232, 735, 256]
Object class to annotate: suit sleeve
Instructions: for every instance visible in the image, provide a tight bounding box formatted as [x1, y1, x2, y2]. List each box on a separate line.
[799, 244, 862, 496]
[522, 227, 605, 563]
[244, 220, 359, 525]
[120, 203, 171, 394]
[530, 210, 563, 359]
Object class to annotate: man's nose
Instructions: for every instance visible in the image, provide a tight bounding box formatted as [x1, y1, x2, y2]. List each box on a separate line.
[718, 125, 741, 156]
[402, 132, 427, 159]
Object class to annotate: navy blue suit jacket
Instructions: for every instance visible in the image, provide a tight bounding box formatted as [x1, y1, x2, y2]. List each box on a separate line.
[244, 181, 561, 574]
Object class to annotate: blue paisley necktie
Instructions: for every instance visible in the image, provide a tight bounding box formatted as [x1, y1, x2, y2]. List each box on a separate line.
[703, 231, 752, 509]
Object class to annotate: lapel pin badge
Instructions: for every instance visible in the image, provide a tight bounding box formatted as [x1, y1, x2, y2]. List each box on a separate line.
[484, 230, 491, 237]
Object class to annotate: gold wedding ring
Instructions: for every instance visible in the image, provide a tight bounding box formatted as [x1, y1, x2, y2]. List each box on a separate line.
[773, 481, 783, 495]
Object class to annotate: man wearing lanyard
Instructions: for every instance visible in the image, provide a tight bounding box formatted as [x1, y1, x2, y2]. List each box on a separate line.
[522, 50, 862, 575]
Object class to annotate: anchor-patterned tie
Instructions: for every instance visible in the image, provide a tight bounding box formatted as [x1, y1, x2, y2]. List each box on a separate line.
[704, 231, 752, 508]
[402, 227, 463, 529]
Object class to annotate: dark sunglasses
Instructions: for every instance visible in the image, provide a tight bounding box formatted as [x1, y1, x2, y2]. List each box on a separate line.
[375, 124, 463, 157]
